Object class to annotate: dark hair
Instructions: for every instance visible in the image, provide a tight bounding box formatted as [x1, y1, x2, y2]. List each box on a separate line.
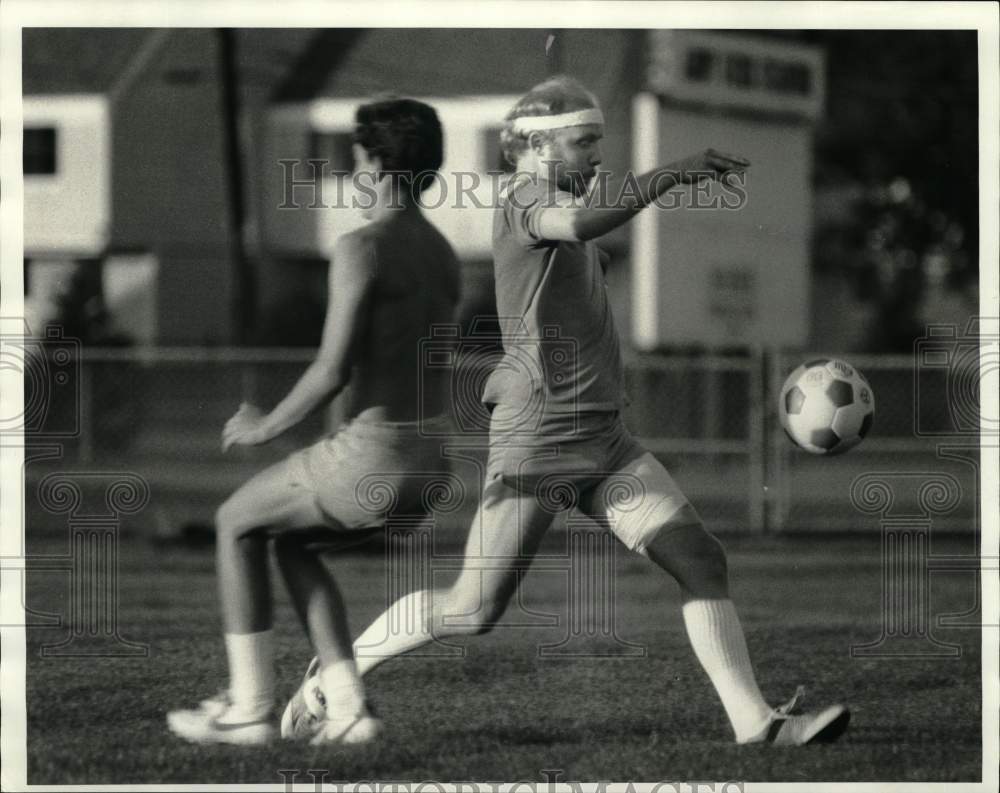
[353, 97, 444, 198]
[500, 75, 599, 167]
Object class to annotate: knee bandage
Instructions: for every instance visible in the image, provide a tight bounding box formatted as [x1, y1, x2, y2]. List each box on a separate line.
[601, 453, 697, 556]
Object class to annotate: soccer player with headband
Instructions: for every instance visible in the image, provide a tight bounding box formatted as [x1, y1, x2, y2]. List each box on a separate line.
[285, 75, 851, 748]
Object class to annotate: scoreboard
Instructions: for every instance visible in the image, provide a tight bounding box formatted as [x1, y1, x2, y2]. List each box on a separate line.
[645, 30, 824, 122]
[631, 31, 825, 350]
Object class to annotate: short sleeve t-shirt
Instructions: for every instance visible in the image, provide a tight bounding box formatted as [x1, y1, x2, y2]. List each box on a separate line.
[482, 174, 626, 414]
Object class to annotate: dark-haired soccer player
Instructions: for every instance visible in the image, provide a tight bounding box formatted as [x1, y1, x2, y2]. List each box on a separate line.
[166, 97, 460, 746]
[287, 76, 850, 747]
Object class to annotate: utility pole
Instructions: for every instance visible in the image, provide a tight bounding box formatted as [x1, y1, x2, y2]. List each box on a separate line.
[216, 28, 255, 345]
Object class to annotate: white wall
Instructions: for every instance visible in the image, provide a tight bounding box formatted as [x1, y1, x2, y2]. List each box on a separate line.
[262, 111, 322, 256]
[631, 98, 814, 349]
[23, 95, 110, 256]
[632, 31, 824, 350]
[103, 253, 158, 347]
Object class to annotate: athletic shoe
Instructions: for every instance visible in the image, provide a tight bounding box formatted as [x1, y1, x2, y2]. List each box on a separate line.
[308, 709, 383, 746]
[280, 657, 382, 744]
[280, 657, 323, 739]
[198, 689, 232, 719]
[747, 686, 851, 746]
[167, 697, 277, 746]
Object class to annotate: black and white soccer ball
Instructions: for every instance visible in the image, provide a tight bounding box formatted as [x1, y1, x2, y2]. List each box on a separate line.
[779, 358, 875, 455]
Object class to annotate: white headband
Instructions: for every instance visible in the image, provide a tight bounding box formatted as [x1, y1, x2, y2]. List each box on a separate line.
[511, 108, 605, 133]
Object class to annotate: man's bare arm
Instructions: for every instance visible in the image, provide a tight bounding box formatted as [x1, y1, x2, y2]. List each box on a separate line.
[536, 149, 750, 243]
[257, 234, 375, 440]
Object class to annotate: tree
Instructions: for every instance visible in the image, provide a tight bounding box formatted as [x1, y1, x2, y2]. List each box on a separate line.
[807, 31, 979, 351]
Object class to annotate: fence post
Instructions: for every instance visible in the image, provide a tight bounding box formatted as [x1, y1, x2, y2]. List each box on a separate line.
[767, 349, 789, 532]
[747, 346, 765, 533]
[704, 362, 719, 441]
[78, 360, 93, 464]
[240, 361, 256, 402]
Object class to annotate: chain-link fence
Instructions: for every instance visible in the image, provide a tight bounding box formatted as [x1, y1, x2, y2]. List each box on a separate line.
[24, 345, 979, 538]
[623, 354, 765, 532]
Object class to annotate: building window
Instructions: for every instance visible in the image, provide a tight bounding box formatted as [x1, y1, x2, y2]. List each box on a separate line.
[725, 53, 754, 88]
[482, 127, 514, 173]
[309, 131, 354, 173]
[685, 47, 715, 82]
[763, 59, 812, 96]
[24, 127, 57, 175]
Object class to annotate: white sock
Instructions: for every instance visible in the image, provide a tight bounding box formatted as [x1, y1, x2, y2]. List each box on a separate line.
[682, 599, 773, 742]
[353, 589, 433, 677]
[319, 659, 366, 716]
[224, 630, 275, 719]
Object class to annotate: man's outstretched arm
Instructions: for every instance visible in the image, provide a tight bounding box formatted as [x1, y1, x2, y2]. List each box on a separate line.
[536, 148, 750, 243]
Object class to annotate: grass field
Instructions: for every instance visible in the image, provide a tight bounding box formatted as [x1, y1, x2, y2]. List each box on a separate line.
[23, 531, 983, 785]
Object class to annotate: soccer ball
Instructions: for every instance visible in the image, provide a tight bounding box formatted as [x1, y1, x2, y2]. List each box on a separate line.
[779, 358, 875, 455]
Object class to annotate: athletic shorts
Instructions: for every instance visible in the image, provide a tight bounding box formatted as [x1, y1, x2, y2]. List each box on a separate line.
[485, 404, 695, 555]
[486, 404, 641, 492]
[286, 415, 451, 529]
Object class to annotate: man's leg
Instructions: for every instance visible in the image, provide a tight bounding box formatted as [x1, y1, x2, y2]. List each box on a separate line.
[352, 474, 556, 676]
[274, 530, 383, 743]
[586, 451, 848, 745]
[167, 458, 326, 745]
[643, 513, 775, 743]
[275, 530, 377, 667]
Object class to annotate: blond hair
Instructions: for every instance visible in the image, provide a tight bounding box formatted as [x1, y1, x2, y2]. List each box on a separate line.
[499, 75, 600, 167]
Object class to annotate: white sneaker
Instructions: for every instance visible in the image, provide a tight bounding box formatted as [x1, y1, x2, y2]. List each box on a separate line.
[280, 657, 382, 745]
[308, 710, 383, 746]
[167, 696, 277, 746]
[763, 704, 851, 746]
[746, 686, 851, 746]
[198, 689, 232, 719]
[280, 657, 323, 739]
